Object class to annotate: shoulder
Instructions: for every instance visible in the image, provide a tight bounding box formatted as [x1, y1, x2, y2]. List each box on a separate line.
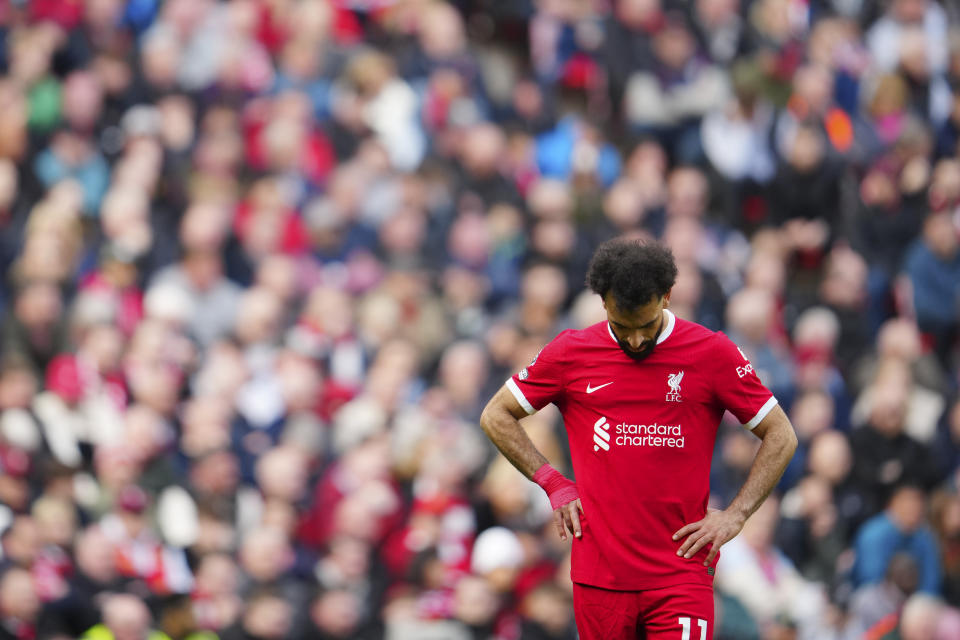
[904, 240, 931, 265]
[856, 514, 897, 543]
[81, 626, 113, 640]
[657, 315, 737, 367]
[672, 316, 719, 343]
[706, 327, 739, 346]
[707, 329, 752, 362]
[672, 320, 743, 360]
[550, 323, 609, 350]
[654, 310, 712, 343]
[528, 327, 582, 365]
[149, 264, 182, 286]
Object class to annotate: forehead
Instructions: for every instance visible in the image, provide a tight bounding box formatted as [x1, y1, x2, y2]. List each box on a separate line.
[603, 293, 661, 325]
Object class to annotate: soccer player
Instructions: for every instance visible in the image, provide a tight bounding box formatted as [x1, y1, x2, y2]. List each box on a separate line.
[479, 239, 798, 639]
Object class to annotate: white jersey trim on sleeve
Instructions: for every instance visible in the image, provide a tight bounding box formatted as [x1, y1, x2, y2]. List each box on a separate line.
[506, 378, 536, 415]
[743, 396, 778, 430]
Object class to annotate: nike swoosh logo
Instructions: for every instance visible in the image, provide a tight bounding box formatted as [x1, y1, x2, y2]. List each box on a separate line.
[586, 382, 614, 394]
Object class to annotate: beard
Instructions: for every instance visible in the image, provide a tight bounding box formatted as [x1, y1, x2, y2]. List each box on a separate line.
[617, 338, 656, 362]
[612, 319, 664, 362]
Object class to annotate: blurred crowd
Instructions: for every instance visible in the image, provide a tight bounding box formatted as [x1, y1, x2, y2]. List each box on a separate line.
[2, 0, 960, 639]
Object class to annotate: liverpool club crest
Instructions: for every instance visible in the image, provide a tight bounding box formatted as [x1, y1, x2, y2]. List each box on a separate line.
[666, 371, 684, 402]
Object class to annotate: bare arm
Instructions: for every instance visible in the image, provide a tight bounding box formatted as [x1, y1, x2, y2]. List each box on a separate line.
[479, 386, 549, 479]
[673, 404, 798, 564]
[725, 404, 798, 521]
[479, 385, 584, 539]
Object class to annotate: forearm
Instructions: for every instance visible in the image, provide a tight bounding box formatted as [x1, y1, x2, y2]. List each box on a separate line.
[479, 404, 549, 479]
[481, 391, 583, 539]
[727, 424, 797, 522]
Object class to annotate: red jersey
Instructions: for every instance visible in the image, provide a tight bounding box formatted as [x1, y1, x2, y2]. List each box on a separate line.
[508, 310, 777, 590]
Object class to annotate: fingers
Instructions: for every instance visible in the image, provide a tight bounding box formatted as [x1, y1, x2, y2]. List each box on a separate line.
[679, 531, 710, 559]
[675, 527, 724, 566]
[560, 504, 580, 539]
[675, 528, 702, 557]
[673, 518, 713, 560]
[553, 509, 567, 541]
[561, 507, 573, 536]
[568, 503, 582, 538]
[675, 512, 741, 565]
[672, 519, 702, 541]
[553, 502, 584, 541]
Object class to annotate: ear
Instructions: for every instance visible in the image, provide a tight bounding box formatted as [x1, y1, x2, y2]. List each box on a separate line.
[662, 289, 672, 308]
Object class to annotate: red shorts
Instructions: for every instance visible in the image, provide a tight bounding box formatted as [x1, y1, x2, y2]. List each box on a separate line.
[572, 582, 714, 640]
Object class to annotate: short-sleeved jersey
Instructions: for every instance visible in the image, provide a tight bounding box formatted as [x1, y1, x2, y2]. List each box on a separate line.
[508, 310, 777, 590]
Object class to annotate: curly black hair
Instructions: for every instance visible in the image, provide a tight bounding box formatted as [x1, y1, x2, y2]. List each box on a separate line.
[586, 238, 678, 310]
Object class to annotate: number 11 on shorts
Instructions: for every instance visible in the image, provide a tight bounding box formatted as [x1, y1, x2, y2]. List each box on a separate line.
[678, 617, 707, 640]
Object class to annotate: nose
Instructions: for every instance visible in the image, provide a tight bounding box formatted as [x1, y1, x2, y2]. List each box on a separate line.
[626, 334, 646, 350]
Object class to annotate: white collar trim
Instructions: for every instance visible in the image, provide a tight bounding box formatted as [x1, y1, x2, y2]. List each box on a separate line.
[657, 309, 676, 345]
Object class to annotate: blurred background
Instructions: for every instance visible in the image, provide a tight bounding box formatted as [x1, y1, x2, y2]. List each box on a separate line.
[1, 0, 960, 638]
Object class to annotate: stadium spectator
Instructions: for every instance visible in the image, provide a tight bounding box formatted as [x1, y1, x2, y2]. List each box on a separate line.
[849, 362, 937, 522]
[852, 484, 942, 594]
[0, 566, 39, 640]
[714, 496, 829, 638]
[81, 593, 170, 640]
[0, 0, 959, 636]
[846, 552, 919, 638]
[930, 489, 960, 606]
[904, 210, 960, 366]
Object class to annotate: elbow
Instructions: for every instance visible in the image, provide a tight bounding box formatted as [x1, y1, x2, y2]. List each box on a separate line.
[479, 404, 497, 439]
[480, 400, 518, 442]
[781, 425, 799, 461]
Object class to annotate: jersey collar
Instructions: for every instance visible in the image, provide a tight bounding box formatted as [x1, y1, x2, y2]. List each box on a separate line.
[605, 309, 676, 346]
[657, 309, 676, 344]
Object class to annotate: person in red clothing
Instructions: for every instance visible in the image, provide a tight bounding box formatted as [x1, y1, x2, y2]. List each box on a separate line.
[479, 238, 798, 639]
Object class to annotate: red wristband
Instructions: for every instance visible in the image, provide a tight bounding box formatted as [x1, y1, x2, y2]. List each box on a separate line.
[532, 463, 579, 510]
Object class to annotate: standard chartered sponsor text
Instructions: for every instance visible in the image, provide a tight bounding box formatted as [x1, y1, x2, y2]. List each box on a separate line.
[615, 422, 685, 448]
